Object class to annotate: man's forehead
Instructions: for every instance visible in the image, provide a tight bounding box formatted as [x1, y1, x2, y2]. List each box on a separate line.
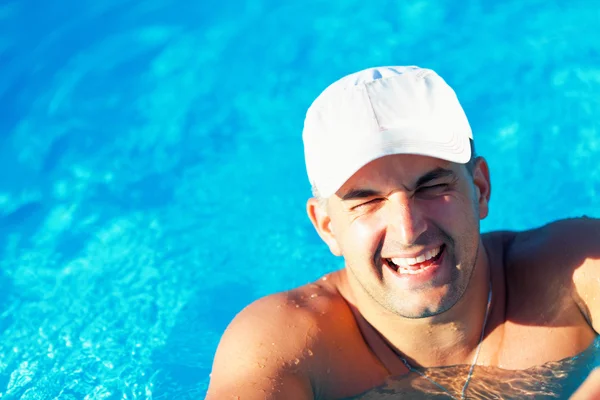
[337, 154, 459, 195]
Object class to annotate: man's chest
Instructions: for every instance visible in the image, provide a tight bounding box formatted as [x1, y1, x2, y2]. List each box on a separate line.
[491, 269, 597, 369]
[321, 306, 597, 400]
[483, 319, 596, 370]
[348, 342, 599, 400]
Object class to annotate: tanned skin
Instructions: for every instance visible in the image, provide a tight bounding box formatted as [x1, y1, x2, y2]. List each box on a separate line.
[206, 155, 600, 399]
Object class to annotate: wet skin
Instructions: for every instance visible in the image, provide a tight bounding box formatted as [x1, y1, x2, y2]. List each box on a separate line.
[206, 155, 600, 399]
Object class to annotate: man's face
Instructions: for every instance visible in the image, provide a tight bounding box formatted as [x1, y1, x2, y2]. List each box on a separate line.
[320, 154, 490, 318]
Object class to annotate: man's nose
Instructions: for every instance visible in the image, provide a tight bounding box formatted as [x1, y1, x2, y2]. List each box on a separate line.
[385, 194, 427, 245]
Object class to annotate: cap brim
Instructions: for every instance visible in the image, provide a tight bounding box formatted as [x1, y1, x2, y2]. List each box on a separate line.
[317, 128, 471, 198]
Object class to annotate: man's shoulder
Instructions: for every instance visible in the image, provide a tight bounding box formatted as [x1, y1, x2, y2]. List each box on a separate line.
[486, 216, 600, 276]
[217, 272, 354, 361]
[207, 272, 356, 397]
[507, 216, 598, 259]
[240, 272, 350, 327]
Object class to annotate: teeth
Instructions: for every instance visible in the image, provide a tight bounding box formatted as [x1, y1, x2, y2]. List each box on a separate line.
[389, 246, 442, 268]
[396, 267, 425, 275]
[393, 257, 415, 267]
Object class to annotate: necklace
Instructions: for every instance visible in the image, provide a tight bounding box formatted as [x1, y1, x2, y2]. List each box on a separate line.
[399, 277, 493, 400]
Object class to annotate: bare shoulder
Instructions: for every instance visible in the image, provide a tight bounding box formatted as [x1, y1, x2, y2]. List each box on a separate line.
[493, 217, 600, 320]
[206, 273, 354, 399]
[481, 217, 600, 301]
[506, 216, 600, 270]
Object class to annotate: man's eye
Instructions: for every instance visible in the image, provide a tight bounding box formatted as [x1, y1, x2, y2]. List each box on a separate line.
[417, 184, 448, 194]
[352, 198, 383, 210]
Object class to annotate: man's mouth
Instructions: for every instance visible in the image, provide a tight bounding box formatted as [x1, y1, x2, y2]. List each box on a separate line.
[384, 245, 445, 275]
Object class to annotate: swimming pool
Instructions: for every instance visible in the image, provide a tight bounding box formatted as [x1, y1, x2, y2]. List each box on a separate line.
[1, 0, 599, 398]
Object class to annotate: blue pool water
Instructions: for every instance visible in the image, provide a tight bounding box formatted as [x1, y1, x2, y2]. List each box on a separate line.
[1, 0, 599, 398]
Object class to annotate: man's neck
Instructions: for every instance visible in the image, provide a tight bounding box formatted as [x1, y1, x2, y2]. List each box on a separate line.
[339, 241, 493, 368]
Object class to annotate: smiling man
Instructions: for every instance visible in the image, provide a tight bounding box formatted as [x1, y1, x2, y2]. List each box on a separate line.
[206, 66, 600, 399]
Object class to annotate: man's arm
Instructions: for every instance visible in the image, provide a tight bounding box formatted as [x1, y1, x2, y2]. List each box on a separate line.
[206, 293, 317, 400]
[554, 217, 600, 332]
[571, 368, 600, 399]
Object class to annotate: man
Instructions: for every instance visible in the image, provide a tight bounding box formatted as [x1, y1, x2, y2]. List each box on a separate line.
[206, 66, 600, 399]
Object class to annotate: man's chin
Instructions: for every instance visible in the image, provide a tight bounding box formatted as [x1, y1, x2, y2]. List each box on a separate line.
[383, 286, 465, 319]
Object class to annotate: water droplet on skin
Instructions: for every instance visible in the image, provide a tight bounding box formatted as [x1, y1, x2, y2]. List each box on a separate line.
[310, 294, 318, 298]
[307, 349, 314, 356]
[295, 304, 300, 308]
[294, 358, 300, 365]
[322, 276, 328, 281]
[271, 342, 276, 346]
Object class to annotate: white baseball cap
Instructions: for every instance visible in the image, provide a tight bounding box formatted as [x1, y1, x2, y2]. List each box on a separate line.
[302, 66, 473, 198]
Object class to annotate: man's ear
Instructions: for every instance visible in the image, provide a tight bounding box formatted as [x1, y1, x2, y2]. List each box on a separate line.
[472, 157, 492, 220]
[306, 197, 342, 256]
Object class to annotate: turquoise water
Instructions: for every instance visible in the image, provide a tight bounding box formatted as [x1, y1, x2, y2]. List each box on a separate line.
[0, 0, 599, 398]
